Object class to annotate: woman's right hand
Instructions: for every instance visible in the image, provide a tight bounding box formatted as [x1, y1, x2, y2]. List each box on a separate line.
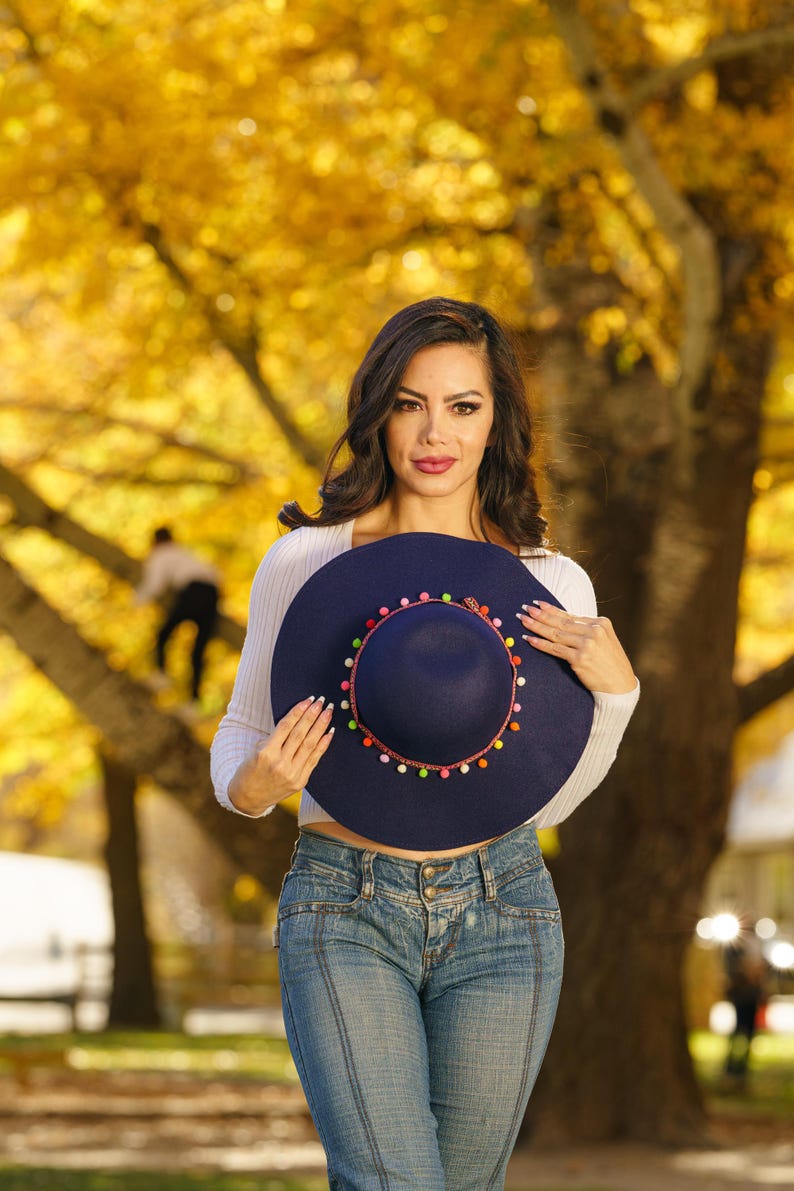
[228, 696, 335, 816]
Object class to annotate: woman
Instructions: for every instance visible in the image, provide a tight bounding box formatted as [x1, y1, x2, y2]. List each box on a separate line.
[211, 297, 639, 1189]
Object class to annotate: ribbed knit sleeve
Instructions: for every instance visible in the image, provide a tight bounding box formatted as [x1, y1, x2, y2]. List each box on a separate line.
[210, 524, 352, 817]
[520, 551, 640, 828]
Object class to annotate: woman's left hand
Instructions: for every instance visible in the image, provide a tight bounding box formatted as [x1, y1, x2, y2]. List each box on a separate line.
[517, 601, 637, 695]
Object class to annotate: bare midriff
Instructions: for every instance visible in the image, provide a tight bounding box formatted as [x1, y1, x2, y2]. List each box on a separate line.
[302, 819, 501, 861]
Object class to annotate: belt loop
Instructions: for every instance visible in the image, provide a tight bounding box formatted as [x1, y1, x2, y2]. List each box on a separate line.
[478, 844, 496, 902]
[361, 850, 375, 901]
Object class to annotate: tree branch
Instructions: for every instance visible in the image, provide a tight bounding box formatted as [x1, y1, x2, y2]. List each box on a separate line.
[30, 465, 240, 489]
[0, 400, 259, 479]
[546, 0, 722, 476]
[140, 222, 327, 472]
[627, 19, 794, 111]
[0, 552, 295, 895]
[0, 554, 212, 804]
[0, 460, 245, 650]
[737, 652, 794, 725]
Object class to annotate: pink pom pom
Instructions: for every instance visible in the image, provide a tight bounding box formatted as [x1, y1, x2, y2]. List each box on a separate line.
[400, 597, 409, 606]
[492, 617, 502, 628]
[379, 753, 390, 764]
[439, 768, 450, 779]
[513, 703, 521, 712]
[341, 680, 350, 691]
[419, 591, 429, 601]
[379, 606, 389, 616]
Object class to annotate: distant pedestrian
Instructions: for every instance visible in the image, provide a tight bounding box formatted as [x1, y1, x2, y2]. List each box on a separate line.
[723, 932, 767, 1086]
[136, 527, 220, 702]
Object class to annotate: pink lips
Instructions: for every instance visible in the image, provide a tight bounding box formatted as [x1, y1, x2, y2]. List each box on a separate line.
[413, 457, 455, 474]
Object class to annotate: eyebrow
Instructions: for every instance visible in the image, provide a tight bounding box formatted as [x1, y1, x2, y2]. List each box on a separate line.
[397, 386, 485, 402]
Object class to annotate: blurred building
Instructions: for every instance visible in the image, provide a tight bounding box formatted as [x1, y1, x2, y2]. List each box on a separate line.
[688, 731, 794, 1034]
[709, 730, 794, 929]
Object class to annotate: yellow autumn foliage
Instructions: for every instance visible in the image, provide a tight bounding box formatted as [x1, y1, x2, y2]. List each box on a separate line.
[0, 0, 792, 840]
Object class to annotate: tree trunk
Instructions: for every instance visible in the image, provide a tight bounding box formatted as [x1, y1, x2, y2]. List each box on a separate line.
[534, 452, 756, 1142]
[526, 244, 772, 1140]
[100, 748, 160, 1028]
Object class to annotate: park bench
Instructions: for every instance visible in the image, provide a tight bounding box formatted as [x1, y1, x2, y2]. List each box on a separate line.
[0, 989, 78, 1029]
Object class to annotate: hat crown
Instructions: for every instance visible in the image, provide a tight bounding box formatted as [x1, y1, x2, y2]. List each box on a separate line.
[353, 601, 514, 768]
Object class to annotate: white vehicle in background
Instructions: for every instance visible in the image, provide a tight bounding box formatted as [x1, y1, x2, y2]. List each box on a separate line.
[0, 852, 113, 1032]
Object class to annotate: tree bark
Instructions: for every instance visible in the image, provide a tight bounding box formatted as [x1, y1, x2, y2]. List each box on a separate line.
[0, 553, 297, 896]
[100, 748, 160, 1028]
[525, 239, 772, 1141]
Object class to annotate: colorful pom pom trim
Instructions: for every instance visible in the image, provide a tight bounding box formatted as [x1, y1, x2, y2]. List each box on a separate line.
[340, 591, 524, 778]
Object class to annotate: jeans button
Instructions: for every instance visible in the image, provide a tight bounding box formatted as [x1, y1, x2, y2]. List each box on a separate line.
[425, 886, 438, 900]
[422, 865, 436, 879]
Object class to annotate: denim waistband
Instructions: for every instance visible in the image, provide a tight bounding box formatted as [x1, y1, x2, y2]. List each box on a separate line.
[293, 822, 542, 906]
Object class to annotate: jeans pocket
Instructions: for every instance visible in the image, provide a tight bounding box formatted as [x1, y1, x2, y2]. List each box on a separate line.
[493, 859, 561, 920]
[278, 865, 362, 919]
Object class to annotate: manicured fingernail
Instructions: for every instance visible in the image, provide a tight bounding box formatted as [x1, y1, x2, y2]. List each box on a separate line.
[324, 703, 334, 715]
[316, 695, 325, 706]
[327, 726, 335, 735]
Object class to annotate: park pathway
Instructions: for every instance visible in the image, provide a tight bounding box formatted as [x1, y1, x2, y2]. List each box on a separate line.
[0, 1068, 791, 1190]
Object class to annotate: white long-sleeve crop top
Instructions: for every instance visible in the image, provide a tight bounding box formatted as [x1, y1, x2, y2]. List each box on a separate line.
[210, 522, 639, 830]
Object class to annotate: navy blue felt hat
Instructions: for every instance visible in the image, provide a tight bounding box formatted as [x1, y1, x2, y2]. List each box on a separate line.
[271, 532, 594, 850]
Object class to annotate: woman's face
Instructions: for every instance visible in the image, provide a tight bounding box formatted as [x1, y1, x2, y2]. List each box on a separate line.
[384, 343, 495, 508]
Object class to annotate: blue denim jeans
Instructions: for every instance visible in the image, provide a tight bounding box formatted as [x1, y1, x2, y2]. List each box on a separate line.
[276, 823, 564, 1190]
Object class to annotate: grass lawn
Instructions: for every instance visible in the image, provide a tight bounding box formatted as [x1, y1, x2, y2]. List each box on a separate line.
[0, 1175, 328, 1191]
[0, 1030, 300, 1084]
[3, 1027, 791, 1103]
[690, 1029, 794, 1117]
[0, 1178, 608, 1191]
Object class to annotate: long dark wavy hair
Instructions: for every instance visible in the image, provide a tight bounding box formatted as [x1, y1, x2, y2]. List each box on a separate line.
[279, 296, 547, 548]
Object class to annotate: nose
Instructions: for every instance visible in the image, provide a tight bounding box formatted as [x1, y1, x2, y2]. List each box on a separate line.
[421, 408, 448, 445]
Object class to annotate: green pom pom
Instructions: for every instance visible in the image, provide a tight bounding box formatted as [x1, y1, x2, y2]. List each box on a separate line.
[419, 768, 429, 778]
[348, 720, 357, 730]
[441, 592, 452, 602]
[352, 637, 362, 648]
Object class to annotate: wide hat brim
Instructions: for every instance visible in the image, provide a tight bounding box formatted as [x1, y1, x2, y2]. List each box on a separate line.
[271, 532, 594, 850]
